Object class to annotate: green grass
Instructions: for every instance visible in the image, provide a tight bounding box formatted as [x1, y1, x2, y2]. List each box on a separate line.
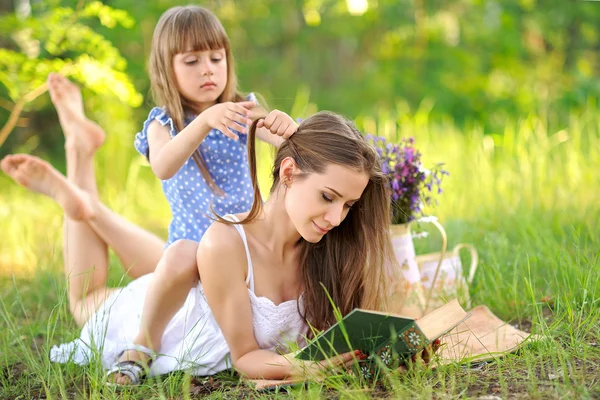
[1, 105, 599, 399]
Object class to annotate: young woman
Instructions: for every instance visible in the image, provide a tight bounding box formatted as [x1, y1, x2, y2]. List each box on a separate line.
[4, 111, 404, 383]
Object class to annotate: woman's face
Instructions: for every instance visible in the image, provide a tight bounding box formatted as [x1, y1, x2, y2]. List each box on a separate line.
[285, 164, 369, 243]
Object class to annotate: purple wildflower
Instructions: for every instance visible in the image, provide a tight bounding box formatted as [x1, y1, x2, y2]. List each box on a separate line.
[365, 134, 448, 224]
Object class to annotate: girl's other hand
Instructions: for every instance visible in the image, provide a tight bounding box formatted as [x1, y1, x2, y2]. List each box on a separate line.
[257, 110, 298, 139]
[201, 101, 255, 141]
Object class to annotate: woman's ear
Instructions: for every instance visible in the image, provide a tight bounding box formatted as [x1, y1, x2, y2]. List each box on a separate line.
[279, 157, 296, 186]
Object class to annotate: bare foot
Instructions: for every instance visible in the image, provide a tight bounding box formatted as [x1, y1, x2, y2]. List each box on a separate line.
[108, 371, 134, 385]
[1, 154, 93, 220]
[47, 73, 105, 154]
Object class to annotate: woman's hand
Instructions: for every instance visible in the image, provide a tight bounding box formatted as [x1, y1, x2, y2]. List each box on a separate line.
[283, 350, 366, 380]
[257, 110, 298, 140]
[199, 101, 256, 140]
[281, 338, 440, 380]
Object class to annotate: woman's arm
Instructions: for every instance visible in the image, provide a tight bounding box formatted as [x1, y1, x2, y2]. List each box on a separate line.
[235, 348, 358, 380]
[197, 222, 358, 380]
[197, 223, 295, 379]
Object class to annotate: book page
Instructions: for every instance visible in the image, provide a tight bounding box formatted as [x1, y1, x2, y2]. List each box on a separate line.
[435, 305, 537, 365]
[415, 299, 470, 341]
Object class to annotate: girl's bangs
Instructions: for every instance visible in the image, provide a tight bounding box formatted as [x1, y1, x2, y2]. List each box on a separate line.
[170, 14, 229, 54]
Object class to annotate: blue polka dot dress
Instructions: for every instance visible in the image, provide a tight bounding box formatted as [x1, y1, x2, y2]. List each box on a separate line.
[134, 98, 255, 247]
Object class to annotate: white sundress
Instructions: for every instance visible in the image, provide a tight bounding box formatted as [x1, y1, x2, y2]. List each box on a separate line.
[50, 216, 308, 376]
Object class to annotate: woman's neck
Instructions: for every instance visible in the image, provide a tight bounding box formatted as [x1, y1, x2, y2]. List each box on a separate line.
[254, 192, 302, 259]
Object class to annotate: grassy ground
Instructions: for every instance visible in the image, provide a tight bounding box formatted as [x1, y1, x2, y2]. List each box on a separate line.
[0, 107, 599, 399]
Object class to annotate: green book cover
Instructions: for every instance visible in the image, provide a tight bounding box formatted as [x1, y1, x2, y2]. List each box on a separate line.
[295, 299, 470, 365]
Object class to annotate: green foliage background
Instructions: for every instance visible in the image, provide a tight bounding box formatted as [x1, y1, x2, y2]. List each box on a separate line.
[2, 0, 600, 163]
[1, 2, 600, 398]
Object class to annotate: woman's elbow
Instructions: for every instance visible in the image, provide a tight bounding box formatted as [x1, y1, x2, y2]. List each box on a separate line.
[232, 352, 290, 380]
[230, 357, 254, 378]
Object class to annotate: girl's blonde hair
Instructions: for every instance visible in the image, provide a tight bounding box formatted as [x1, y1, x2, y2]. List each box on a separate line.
[218, 111, 398, 331]
[149, 6, 245, 193]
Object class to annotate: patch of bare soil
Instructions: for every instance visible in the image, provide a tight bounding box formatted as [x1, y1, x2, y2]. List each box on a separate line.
[0, 362, 27, 385]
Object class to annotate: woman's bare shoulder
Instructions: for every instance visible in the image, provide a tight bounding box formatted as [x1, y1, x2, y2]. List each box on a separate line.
[197, 219, 248, 276]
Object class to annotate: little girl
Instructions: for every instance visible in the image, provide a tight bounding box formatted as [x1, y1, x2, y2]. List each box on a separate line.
[112, 5, 298, 383]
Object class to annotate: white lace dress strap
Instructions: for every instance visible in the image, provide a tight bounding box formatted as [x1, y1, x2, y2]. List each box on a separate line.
[223, 214, 255, 292]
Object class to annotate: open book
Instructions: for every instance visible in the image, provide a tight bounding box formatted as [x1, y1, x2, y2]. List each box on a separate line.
[296, 299, 469, 365]
[250, 301, 535, 391]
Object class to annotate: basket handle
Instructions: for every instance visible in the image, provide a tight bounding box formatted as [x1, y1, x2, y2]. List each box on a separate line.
[411, 217, 448, 312]
[452, 243, 479, 284]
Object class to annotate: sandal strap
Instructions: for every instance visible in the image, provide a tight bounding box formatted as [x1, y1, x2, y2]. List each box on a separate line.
[106, 344, 157, 386]
[106, 360, 147, 385]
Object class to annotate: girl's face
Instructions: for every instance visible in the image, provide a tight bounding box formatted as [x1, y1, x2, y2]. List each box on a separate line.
[172, 48, 228, 112]
[284, 163, 369, 243]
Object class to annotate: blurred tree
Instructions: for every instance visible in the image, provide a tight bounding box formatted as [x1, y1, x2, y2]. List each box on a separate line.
[2, 0, 600, 159]
[0, 0, 141, 155]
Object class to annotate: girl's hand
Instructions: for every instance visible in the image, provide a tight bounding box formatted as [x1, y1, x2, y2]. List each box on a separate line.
[257, 110, 298, 139]
[201, 101, 255, 140]
[283, 350, 364, 380]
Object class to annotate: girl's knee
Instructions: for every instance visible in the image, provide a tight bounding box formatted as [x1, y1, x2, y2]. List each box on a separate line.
[159, 239, 199, 281]
[165, 239, 199, 260]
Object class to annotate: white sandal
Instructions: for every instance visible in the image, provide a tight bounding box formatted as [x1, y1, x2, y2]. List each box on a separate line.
[105, 344, 156, 387]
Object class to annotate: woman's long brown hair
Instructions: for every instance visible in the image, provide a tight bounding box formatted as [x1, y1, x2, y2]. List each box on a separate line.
[149, 6, 245, 195]
[216, 111, 398, 332]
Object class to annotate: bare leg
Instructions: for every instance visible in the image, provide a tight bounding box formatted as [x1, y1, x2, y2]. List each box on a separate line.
[48, 73, 165, 278]
[86, 202, 166, 279]
[1, 152, 168, 327]
[111, 240, 199, 385]
[0, 74, 165, 325]
[1, 153, 111, 326]
[1, 155, 92, 220]
[47, 73, 117, 325]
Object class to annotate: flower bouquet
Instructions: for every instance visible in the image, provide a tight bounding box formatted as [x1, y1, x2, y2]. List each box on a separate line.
[366, 135, 448, 225]
[367, 134, 448, 316]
